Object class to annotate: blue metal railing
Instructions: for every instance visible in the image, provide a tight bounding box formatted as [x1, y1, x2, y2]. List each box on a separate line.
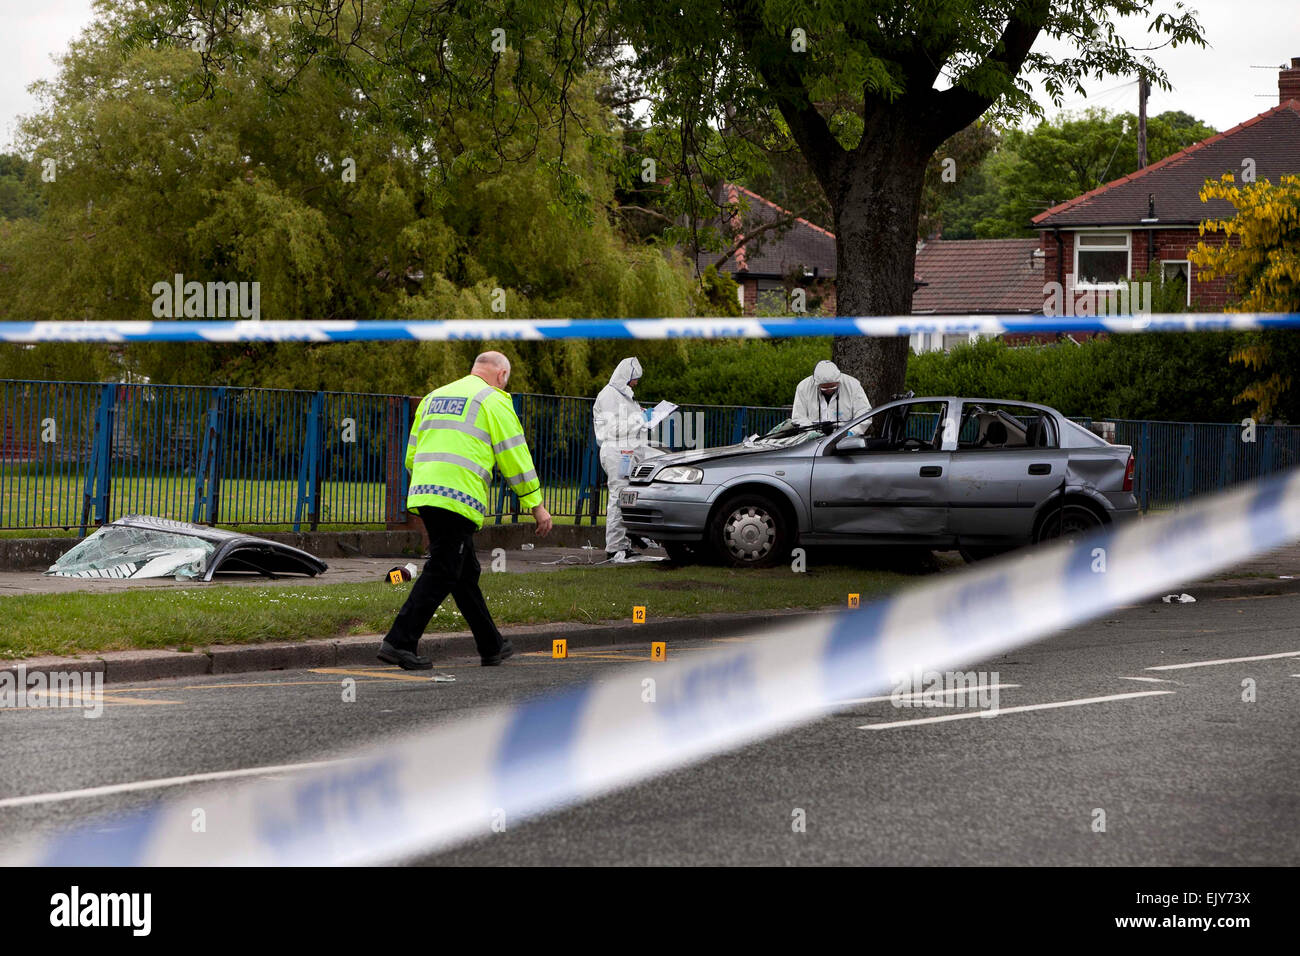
[3, 379, 1298, 533]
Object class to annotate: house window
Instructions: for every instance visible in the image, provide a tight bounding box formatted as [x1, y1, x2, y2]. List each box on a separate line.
[1160, 260, 1192, 306]
[1073, 232, 1130, 287]
[755, 278, 788, 314]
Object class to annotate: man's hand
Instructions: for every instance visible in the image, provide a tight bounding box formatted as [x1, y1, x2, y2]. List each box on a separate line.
[532, 505, 553, 537]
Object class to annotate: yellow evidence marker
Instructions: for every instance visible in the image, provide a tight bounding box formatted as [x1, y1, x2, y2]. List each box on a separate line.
[552, 639, 568, 659]
[651, 642, 667, 662]
[848, 593, 860, 609]
[632, 605, 647, 624]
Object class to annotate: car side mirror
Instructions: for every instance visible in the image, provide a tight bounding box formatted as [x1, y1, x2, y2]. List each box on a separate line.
[837, 436, 867, 453]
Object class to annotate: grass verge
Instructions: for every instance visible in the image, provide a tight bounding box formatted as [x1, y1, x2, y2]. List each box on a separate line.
[0, 562, 913, 660]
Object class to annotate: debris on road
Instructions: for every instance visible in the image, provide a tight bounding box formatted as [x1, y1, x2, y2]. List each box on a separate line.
[46, 515, 327, 582]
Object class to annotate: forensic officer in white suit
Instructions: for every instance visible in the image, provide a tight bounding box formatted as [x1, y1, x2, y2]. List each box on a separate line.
[593, 357, 661, 561]
[791, 359, 872, 426]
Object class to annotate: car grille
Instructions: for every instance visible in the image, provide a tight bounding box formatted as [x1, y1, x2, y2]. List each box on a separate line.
[633, 464, 656, 480]
[621, 507, 659, 523]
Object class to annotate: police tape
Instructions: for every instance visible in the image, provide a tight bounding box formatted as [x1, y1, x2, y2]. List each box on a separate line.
[5, 466, 1299, 866]
[2, 313, 1300, 343]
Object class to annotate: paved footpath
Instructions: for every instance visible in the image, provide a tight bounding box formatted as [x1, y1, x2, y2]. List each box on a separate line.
[0, 543, 625, 595]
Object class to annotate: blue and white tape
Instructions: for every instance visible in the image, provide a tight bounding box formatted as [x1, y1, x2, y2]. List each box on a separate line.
[7, 466, 1300, 866]
[2, 313, 1299, 343]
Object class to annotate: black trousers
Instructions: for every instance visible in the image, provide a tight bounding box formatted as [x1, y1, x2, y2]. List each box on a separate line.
[383, 507, 505, 660]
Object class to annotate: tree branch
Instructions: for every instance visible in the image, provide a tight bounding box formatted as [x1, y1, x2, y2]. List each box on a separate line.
[616, 204, 675, 224]
[927, 0, 1050, 141]
[727, 0, 844, 191]
[709, 207, 812, 271]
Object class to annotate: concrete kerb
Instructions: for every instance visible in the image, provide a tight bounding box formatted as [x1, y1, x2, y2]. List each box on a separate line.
[0, 606, 830, 686]
[4, 571, 1298, 686]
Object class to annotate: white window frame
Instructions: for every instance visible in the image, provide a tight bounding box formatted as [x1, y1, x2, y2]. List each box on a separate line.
[1072, 232, 1131, 289]
[1160, 259, 1193, 307]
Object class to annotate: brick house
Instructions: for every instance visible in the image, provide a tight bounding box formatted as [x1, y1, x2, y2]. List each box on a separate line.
[1032, 59, 1300, 312]
[911, 238, 1045, 351]
[694, 183, 838, 315]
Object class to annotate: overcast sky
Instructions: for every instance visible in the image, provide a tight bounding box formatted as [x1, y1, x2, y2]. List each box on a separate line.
[3, 0, 1298, 152]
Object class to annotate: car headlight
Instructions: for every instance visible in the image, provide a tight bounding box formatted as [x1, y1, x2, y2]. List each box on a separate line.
[655, 466, 704, 484]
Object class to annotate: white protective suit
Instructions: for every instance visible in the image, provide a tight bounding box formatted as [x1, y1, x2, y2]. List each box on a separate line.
[594, 357, 660, 554]
[791, 360, 872, 426]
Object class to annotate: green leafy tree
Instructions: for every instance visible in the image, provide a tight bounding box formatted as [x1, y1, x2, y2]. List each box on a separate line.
[1191, 172, 1300, 420]
[0, 154, 43, 221]
[146, 0, 1207, 405]
[969, 107, 1217, 237]
[0, 1, 700, 396]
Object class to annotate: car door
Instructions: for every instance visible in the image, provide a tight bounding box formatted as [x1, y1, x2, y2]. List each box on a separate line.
[947, 403, 1070, 541]
[809, 401, 951, 537]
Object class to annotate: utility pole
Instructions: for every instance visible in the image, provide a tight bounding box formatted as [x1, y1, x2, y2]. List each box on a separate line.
[1137, 70, 1149, 169]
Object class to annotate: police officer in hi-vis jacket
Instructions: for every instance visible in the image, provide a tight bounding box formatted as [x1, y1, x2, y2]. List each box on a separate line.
[378, 351, 552, 670]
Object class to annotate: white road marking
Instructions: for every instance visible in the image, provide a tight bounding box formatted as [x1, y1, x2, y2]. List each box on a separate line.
[1115, 676, 1179, 683]
[0, 758, 351, 809]
[858, 691, 1173, 730]
[1146, 650, 1300, 671]
[835, 683, 1019, 706]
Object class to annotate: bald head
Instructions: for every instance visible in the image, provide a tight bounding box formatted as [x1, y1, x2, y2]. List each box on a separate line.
[471, 351, 512, 389]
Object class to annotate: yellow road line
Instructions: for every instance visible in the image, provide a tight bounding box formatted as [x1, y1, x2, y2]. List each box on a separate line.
[310, 666, 441, 683]
[181, 679, 392, 690]
[0, 692, 183, 710]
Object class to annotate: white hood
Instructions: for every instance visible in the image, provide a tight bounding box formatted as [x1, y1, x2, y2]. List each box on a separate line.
[594, 358, 648, 449]
[813, 360, 841, 386]
[608, 357, 643, 396]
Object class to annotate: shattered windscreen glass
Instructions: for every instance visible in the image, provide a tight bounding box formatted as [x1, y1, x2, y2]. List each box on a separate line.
[47, 525, 215, 580]
[743, 419, 828, 448]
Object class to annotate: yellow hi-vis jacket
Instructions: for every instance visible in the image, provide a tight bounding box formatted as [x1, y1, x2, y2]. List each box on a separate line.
[404, 374, 542, 528]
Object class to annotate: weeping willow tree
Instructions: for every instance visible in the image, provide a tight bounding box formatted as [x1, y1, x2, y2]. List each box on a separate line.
[0, 0, 702, 395]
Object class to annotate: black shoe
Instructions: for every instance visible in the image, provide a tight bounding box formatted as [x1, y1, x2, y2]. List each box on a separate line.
[482, 640, 515, 667]
[378, 641, 433, 670]
[606, 549, 640, 563]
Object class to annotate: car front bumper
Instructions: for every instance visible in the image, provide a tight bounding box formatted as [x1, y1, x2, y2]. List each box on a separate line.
[619, 483, 717, 541]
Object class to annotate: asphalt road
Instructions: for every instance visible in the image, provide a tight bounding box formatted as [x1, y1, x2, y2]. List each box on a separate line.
[2, 591, 1299, 865]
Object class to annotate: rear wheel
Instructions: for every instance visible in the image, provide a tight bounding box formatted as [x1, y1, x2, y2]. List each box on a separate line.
[709, 494, 791, 569]
[1034, 503, 1104, 543]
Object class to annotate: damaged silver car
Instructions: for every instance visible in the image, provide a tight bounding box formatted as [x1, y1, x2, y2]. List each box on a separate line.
[620, 396, 1138, 568]
[47, 515, 328, 581]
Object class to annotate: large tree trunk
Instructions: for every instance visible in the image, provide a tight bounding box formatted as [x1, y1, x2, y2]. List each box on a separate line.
[827, 121, 931, 406]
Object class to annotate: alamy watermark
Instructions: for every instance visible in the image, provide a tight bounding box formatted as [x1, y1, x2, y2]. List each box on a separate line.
[49, 886, 150, 936]
[151, 273, 260, 320]
[0, 666, 104, 718]
[890, 669, 1001, 711]
[1043, 278, 1152, 319]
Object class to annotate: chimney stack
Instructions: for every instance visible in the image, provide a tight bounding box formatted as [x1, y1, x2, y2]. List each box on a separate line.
[1281, 57, 1300, 105]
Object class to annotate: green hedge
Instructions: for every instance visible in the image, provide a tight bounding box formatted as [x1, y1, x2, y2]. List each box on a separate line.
[906, 334, 1259, 423]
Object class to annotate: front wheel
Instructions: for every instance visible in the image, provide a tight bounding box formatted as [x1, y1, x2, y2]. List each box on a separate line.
[709, 494, 791, 569]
